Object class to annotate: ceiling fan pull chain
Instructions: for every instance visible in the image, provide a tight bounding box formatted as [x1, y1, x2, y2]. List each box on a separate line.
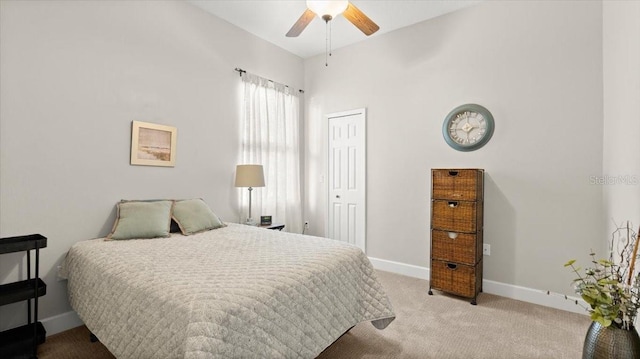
[325, 20, 329, 67]
[329, 20, 332, 58]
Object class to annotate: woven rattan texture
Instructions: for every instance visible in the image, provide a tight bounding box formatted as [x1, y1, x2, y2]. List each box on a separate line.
[430, 259, 482, 298]
[431, 230, 482, 265]
[431, 200, 478, 233]
[432, 169, 483, 201]
[430, 168, 484, 302]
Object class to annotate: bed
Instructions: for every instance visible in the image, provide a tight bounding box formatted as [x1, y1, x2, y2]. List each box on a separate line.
[60, 222, 395, 358]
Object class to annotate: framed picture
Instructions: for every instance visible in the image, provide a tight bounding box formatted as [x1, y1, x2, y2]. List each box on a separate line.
[130, 121, 177, 167]
[260, 216, 272, 226]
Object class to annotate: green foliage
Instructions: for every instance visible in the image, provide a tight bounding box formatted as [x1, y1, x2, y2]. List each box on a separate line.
[566, 222, 640, 330]
[568, 257, 632, 328]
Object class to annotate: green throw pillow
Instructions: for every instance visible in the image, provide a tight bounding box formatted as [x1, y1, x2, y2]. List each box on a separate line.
[172, 199, 224, 235]
[107, 200, 173, 240]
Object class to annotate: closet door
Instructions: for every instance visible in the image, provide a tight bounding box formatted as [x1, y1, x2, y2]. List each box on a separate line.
[327, 108, 366, 252]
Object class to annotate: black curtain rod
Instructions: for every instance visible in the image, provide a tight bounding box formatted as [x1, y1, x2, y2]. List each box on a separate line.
[234, 67, 304, 94]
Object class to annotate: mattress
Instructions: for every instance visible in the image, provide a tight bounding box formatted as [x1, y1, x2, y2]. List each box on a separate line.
[60, 223, 395, 358]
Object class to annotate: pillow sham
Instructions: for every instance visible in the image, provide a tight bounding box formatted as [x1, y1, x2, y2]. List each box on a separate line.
[107, 200, 173, 240]
[172, 198, 224, 235]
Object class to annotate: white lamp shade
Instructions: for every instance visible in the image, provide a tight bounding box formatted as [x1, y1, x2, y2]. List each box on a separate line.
[235, 165, 265, 187]
[306, 0, 348, 18]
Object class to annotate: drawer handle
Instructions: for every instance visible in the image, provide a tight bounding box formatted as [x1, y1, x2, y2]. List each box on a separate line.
[448, 171, 459, 176]
[448, 201, 458, 208]
[447, 232, 458, 239]
[446, 263, 458, 270]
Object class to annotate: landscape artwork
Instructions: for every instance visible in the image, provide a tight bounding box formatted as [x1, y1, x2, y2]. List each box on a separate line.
[130, 121, 177, 167]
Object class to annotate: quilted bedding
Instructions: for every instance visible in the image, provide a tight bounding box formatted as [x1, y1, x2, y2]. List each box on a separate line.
[60, 223, 395, 358]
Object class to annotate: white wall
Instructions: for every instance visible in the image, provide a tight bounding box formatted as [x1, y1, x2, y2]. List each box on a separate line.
[0, 0, 303, 332]
[603, 1, 640, 237]
[303, 0, 604, 294]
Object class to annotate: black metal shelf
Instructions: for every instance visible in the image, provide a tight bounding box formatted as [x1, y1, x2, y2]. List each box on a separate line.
[0, 278, 47, 306]
[0, 234, 47, 255]
[0, 322, 46, 358]
[0, 234, 47, 358]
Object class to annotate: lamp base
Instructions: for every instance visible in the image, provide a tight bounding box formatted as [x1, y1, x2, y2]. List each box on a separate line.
[245, 218, 257, 226]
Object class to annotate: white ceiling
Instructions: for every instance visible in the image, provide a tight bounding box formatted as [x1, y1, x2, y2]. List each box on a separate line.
[187, 0, 480, 59]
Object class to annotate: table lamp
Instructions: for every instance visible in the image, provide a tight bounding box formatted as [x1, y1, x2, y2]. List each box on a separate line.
[234, 164, 265, 225]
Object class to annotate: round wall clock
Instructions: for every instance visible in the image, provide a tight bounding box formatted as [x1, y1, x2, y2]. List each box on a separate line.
[442, 103, 495, 152]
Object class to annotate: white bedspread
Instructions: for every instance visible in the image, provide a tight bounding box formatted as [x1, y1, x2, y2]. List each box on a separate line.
[60, 224, 395, 358]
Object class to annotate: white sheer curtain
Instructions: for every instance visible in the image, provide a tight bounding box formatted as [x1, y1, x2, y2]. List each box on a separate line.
[239, 73, 302, 233]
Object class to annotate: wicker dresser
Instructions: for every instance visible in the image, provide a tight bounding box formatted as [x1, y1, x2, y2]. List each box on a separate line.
[428, 168, 484, 305]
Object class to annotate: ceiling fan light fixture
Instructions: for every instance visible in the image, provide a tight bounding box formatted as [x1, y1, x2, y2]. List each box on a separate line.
[306, 0, 348, 19]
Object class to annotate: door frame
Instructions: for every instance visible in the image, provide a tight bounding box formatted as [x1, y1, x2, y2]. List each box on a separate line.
[325, 108, 367, 252]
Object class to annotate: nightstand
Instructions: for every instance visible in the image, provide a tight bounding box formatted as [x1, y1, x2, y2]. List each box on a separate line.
[260, 223, 285, 231]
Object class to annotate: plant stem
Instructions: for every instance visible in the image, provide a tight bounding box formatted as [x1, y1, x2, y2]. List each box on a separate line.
[629, 224, 640, 286]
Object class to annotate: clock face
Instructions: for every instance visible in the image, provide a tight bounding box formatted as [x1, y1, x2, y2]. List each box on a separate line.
[442, 104, 494, 151]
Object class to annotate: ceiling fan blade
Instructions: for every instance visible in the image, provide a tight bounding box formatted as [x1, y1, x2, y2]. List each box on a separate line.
[343, 2, 379, 36]
[286, 9, 316, 37]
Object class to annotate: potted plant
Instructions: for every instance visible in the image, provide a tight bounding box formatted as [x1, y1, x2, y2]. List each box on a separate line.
[564, 221, 640, 359]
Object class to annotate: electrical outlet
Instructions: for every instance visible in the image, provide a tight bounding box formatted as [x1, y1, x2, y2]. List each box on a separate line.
[483, 244, 491, 256]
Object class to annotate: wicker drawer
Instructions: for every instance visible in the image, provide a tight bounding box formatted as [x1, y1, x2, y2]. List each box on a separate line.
[432, 169, 483, 201]
[431, 200, 479, 233]
[431, 230, 481, 265]
[430, 259, 482, 299]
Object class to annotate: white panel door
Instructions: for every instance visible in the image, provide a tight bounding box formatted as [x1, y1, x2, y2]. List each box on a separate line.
[327, 108, 366, 251]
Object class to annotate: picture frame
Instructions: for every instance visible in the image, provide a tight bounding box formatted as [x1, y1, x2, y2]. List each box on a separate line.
[260, 216, 272, 226]
[130, 121, 177, 167]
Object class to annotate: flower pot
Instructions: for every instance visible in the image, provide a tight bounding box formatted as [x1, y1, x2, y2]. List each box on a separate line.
[582, 321, 640, 359]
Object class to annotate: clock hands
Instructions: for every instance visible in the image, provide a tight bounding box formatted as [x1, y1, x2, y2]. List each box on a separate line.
[453, 119, 483, 144]
[451, 114, 487, 145]
[461, 121, 475, 133]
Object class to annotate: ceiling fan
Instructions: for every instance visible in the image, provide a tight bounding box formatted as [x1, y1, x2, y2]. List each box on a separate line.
[286, 0, 380, 37]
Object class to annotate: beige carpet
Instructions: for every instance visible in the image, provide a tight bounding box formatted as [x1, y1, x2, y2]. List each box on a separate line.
[38, 271, 590, 358]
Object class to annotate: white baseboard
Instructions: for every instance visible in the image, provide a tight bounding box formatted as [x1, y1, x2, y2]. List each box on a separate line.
[368, 256, 587, 316]
[41, 310, 83, 336]
[368, 257, 430, 280]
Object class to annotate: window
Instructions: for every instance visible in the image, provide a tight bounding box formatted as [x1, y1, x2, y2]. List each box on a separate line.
[239, 73, 302, 233]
